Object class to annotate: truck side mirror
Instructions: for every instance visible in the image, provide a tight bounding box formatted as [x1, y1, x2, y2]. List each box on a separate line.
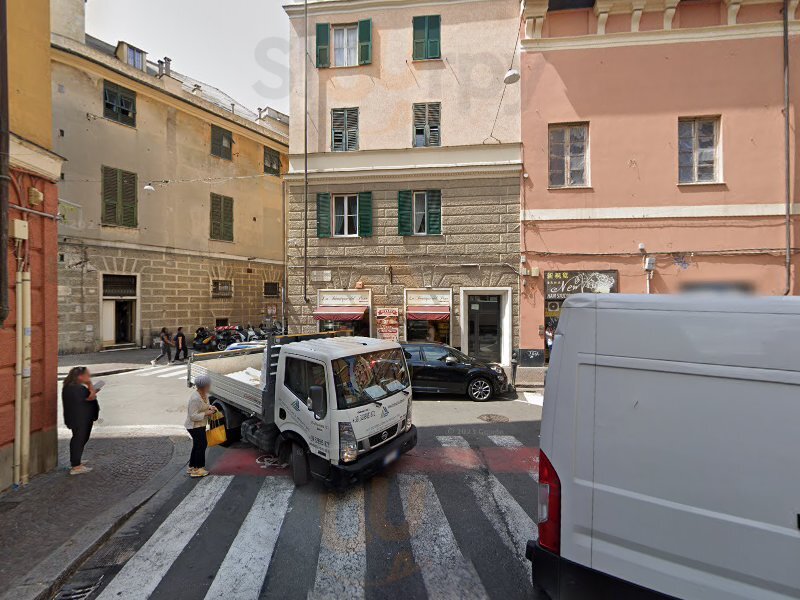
[309, 385, 326, 420]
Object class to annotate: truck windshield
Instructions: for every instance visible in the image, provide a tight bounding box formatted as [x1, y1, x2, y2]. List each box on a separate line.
[332, 348, 411, 410]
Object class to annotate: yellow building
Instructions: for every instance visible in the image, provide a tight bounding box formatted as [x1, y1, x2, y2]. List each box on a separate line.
[50, 0, 289, 352]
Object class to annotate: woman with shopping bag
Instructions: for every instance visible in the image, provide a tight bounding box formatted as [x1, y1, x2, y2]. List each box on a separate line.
[185, 375, 218, 478]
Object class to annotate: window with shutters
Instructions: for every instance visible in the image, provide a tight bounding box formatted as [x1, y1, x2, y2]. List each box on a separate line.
[210, 193, 234, 242]
[212, 280, 233, 299]
[548, 123, 589, 188]
[264, 147, 281, 175]
[333, 25, 358, 67]
[103, 81, 136, 127]
[678, 117, 721, 184]
[412, 15, 441, 60]
[211, 125, 233, 160]
[413, 102, 440, 147]
[331, 108, 359, 152]
[101, 166, 138, 228]
[264, 282, 280, 297]
[317, 21, 371, 68]
[399, 190, 441, 236]
[333, 194, 359, 236]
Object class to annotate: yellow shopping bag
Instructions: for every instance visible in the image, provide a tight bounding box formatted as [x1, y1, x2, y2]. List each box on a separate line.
[206, 412, 227, 447]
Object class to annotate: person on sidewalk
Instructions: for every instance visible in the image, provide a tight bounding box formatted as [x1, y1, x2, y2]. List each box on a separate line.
[185, 375, 217, 478]
[173, 326, 189, 362]
[62, 366, 99, 476]
[151, 327, 174, 366]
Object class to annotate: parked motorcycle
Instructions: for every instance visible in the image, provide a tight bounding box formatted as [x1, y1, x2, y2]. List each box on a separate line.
[214, 325, 245, 351]
[192, 327, 218, 352]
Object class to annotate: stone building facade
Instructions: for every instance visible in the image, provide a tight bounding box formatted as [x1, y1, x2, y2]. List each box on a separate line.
[51, 0, 288, 353]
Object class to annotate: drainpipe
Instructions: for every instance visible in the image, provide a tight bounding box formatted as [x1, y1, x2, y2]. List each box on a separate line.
[0, 0, 9, 326]
[20, 270, 31, 483]
[13, 270, 21, 485]
[282, 179, 288, 330]
[302, 0, 310, 304]
[782, 0, 793, 295]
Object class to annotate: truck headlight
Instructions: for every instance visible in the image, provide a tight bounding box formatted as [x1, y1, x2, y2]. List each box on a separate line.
[339, 421, 358, 463]
[405, 399, 413, 432]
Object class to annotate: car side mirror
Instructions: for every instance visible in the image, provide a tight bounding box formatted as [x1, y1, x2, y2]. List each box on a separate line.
[445, 356, 458, 365]
[309, 385, 326, 420]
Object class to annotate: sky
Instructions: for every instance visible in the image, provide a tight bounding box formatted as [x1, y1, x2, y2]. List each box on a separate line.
[85, 0, 292, 115]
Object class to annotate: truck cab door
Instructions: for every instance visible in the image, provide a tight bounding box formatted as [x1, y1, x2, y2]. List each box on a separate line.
[281, 356, 332, 461]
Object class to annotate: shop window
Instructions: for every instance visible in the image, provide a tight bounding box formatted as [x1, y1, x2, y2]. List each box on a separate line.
[103, 81, 136, 127]
[548, 123, 588, 188]
[211, 125, 233, 160]
[679, 117, 720, 184]
[212, 279, 233, 298]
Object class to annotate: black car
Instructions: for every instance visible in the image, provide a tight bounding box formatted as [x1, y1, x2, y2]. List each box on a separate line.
[400, 342, 509, 401]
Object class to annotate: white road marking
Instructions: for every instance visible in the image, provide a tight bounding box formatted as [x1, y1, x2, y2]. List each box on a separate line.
[136, 365, 184, 377]
[96, 475, 232, 600]
[398, 473, 488, 600]
[158, 367, 188, 378]
[436, 435, 471, 448]
[204, 477, 294, 600]
[520, 392, 543, 406]
[309, 486, 367, 600]
[488, 435, 524, 448]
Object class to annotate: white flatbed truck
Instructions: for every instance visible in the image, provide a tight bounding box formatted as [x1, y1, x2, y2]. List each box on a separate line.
[187, 331, 417, 486]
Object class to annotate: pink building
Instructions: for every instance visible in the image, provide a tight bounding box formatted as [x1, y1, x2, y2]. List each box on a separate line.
[518, 0, 799, 362]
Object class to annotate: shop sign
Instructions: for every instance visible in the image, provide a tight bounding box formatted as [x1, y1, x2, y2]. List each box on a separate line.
[311, 270, 332, 283]
[544, 271, 618, 300]
[519, 349, 545, 367]
[319, 290, 371, 306]
[406, 290, 451, 307]
[375, 308, 399, 342]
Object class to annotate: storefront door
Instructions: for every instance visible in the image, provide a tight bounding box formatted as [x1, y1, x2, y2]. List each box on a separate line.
[467, 295, 502, 363]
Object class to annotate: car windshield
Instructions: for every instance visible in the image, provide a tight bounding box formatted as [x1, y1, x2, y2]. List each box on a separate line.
[332, 348, 411, 409]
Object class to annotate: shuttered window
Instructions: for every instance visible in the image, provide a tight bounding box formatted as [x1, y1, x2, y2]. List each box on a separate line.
[412, 15, 441, 60]
[210, 193, 234, 241]
[264, 147, 281, 175]
[317, 192, 372, 237]
[316, 23, 331, 68]
[211, 125, 233, 160]
[101, 166, 137, 228]
[331, 107, 359, 152]
[358, 19, 372, 65]
[413, 102, 441, 147]
[399, 190, 440, 235]
[103, 81, 136, 127]
[317, 193, 332, 238]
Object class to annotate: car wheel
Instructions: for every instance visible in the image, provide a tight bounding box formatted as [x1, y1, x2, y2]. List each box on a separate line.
[467, 377, 493, 402]
[290, 442, 310, 486]
[216, 340, 227, 351]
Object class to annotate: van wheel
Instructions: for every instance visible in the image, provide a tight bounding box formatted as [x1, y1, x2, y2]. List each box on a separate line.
[467, 377, 493, 402]
[290, 442, 310, 486]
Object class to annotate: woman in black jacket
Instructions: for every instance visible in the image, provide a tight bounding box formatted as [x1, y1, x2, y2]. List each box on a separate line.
[61, 366, 99, 475]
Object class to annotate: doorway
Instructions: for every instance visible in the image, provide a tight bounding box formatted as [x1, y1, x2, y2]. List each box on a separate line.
[467, 295, 502, 363]
[115, 300, 135, 344]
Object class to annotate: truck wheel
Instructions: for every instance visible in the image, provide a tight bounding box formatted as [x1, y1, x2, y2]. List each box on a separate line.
[467, 377, 493, 402]
[212, 401, 241, 446]
[290, 442, 310, 486]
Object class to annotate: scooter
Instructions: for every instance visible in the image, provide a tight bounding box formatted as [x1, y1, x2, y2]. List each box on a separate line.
[192, 327, 218, 352]
[214, 325, 245, 350]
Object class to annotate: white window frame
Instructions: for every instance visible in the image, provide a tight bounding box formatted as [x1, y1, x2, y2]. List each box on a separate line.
[413, 191, 428, 235]
[548, 123, 589, 189]
[127, 47, 145, 70]
[332, 194, 359, 237]
[678, 116, 721, 185]
[332, 24, 359, 67]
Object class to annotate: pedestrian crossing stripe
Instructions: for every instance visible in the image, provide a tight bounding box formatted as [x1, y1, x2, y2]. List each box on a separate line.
[85, 435, 537, 600]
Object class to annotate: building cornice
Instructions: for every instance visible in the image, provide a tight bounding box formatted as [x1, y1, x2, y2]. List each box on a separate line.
[10, 134, 66, 182]
[284, 0, 488, 18]
[51, 35, 289, 149]
[522, 203, 800, 222]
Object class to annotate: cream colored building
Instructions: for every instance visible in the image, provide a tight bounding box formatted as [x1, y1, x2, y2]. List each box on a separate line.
[284, 0, 522, 366]
[51, 0, 289, 353]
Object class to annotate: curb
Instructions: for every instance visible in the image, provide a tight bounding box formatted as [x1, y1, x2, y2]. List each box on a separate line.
[56, 366, 143, 380]
[1, 436, 190, 600]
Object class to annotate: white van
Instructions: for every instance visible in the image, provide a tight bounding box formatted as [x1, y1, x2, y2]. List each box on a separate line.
[527, 294, 800, 599]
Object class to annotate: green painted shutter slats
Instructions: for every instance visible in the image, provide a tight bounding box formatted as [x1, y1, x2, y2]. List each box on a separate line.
[101, 166, 119, 225]
[222, 196, 234, 241]
[210, 193, 234, 241]
[317, 23, 330, 68]
[412, 17, 426, 60]
[210, 194, 223, 240]
[398, 190, 413, 236]
[358, 19, 372, 65]
[317, 193, 331, 238]
[427, 15, 441, 59]
[120, 170, 138, 227]
[102, 166, 137, 227]
[426, 189, 441, 235]
[358, 191, 373, 237]
[413, 16, 441, 60]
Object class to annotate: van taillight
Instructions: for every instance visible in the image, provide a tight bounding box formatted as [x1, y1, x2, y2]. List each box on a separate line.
[536, 449, 561, 555]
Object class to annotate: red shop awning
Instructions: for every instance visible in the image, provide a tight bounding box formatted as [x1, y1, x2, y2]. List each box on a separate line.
[313, 306, 368, 321]
[407, 305, 450, 321]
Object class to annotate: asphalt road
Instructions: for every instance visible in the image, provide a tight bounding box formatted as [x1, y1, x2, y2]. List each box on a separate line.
[55, 366, 545, 600]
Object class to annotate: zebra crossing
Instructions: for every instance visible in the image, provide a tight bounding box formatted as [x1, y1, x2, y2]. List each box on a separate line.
[134, 363, 190, 379]
[72, 434, 541, 600]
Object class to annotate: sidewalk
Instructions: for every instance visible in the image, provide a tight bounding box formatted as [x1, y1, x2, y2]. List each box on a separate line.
[58, 348, 168, 378]
[0, 429, 189, 599]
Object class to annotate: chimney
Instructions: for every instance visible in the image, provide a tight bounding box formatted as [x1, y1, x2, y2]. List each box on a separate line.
[50, 0, 86, 44]
[163, 57, 172, 77]
[192, 84, 202, 95]
[231, 103, 236, 114]
[257, 108, 264, 121]
[157, 60, 164, 77]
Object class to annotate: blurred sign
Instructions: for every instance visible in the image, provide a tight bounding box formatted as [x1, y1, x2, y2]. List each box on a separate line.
[519, 349, 545, 367]
[544, 271, 618, 300]
[319, 290, 370, 306]
[406, 290, 451, 306]
[376, 308, 399, 341]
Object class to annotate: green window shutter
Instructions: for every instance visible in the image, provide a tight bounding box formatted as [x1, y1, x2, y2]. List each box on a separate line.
[398, 190, 413, 236]
[317, 193, 331, 238]
[412, 17, 426, 60]
[358, 19, 372, 65]
[427, 15, 441, 59]
[222, 196, 234, 241]
[211, 126, 222, 157]
[120, 170, 138, 227]
[316, 23, 330, 68]
[426, 190, 441, 235]
[358, 191, 373, 237]
[101, 166, 119, 225]
[210, 193, 222, 240]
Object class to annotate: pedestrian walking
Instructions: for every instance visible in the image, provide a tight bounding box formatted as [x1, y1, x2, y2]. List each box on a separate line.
[185, 375, 217, 478]
[61, 366, 99, 476]
[151, 327, 174, 366]
[174, 327, 188, 362]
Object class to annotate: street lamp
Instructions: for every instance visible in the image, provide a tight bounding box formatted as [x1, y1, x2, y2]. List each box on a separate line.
[503, 68, 520, 85]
